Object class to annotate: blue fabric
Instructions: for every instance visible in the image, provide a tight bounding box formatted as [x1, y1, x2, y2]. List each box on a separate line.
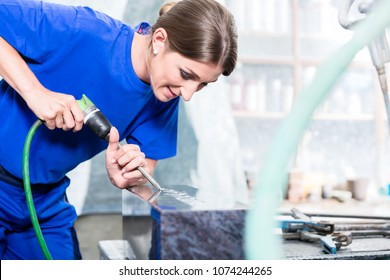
[0, 179, 80, 260]
[0, 0, 180, 185]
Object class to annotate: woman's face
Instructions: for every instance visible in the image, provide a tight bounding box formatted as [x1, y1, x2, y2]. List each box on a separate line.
[149, 47, 223, 102]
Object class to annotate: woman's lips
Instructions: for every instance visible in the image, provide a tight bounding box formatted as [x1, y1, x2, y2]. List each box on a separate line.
[166, 86, 178, 99]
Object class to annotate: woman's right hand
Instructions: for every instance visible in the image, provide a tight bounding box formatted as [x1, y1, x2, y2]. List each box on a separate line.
[26, 88, 84, 132]
[0, 37, 84, 132]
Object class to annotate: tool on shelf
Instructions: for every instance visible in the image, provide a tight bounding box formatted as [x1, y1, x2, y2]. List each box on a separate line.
[280, 208, 352, 254]
[279, 208, 390, 254]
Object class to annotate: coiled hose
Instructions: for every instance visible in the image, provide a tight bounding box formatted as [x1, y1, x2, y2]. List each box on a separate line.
[22, 119, 52, 260]
[245, 0, 390, 259]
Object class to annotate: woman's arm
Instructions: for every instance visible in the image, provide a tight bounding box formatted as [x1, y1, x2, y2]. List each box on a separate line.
[0, 36, 83, 131]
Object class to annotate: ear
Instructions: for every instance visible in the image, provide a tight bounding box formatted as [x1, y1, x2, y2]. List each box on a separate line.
[152, 27, 168, 53]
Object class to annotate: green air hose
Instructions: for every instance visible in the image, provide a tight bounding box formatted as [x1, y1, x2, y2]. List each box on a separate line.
[22, 119, 53, 260]
[21, 96, 93, 260]
[245, 0, 390, 260]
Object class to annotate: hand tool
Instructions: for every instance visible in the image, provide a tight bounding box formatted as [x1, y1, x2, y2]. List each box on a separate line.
[77, 94, 162, 191]
[280, 208, 390, 254]
[281, 228, 352, 254]
[280, 208, 352, 254]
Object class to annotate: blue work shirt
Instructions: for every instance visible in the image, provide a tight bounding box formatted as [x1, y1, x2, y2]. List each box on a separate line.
[0, 0, 179, 184]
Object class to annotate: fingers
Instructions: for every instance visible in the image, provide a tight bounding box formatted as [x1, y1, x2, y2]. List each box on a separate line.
[106, 126, 121, 169]
[43, 118, 56, 130]
[39, 93, 84, 131]
[44, 112, 73, 131]
[117, 146, 143, 166]
[108, 127, 120, 153]
[61, 100, 80, 131]
[60, 97, 83, 131]
[55, 113, 65, 129]
[121, 157, 147, 177]
[70, 100, 84, 132]
[115, 145, 146, 171]
[119, 151, 147, 187]
[106, 136, 148, 188]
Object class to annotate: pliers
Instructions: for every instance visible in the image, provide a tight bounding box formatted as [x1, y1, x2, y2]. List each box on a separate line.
[280, 208, 352, 254]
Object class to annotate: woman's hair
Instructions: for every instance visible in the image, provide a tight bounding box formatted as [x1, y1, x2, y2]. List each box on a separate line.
[153, 0, 238, 76]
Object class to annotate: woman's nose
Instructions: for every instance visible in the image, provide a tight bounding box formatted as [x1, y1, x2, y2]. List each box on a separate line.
[181, 82, 198, 101]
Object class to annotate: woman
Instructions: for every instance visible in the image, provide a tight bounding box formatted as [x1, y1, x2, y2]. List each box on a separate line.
[0, 0, 237, 259]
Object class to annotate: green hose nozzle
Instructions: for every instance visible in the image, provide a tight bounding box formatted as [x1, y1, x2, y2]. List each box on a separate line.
[76, 94, 95, 112]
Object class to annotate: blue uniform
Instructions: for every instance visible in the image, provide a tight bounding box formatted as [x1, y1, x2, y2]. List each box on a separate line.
[0, 0, 179, 259]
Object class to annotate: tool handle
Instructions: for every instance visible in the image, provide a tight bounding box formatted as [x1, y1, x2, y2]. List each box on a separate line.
[137, 165, 161, 191]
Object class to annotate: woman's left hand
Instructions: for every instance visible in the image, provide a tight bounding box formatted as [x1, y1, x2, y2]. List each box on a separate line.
[105, 127, 149, 189]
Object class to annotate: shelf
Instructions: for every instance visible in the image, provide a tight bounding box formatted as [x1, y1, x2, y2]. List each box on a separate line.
[239, 30, 351, 43]
[313, 113, 375, 121]
[233, 111, 375, 121]
[239, 30, 292, 38]
[238, 56, 372, 67]
[238, 56, 295, 65]
[233, 111, 287, 119]
[226, 0, 389, 192]
[280, 197, 390, 219]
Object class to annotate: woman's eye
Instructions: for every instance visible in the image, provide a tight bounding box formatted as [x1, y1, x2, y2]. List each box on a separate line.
[180, 69, 191, 80]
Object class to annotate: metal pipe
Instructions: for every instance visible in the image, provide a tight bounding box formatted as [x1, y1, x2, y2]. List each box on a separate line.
[339, 0, 390, 132]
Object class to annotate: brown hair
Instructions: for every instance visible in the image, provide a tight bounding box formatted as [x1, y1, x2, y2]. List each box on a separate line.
[152, 0, 238, 76]
[159, 1, 177, 16]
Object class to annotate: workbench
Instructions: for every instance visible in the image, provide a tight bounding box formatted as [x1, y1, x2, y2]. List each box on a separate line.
[283, 238, 390, 259]
[118, 185, 390, 260]
[280, 198, 390, 259]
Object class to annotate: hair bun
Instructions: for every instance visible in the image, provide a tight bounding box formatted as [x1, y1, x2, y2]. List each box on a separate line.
[159, 1, 179, 16]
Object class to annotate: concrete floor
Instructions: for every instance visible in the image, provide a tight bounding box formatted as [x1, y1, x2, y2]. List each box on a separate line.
[74, 213, 122, 260]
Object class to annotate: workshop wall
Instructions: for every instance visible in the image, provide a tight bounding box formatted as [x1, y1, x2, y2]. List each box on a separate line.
[225, 0, 390, 201]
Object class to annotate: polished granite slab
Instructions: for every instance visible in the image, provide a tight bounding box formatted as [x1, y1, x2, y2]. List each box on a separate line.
[122, 184, 248, 260]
